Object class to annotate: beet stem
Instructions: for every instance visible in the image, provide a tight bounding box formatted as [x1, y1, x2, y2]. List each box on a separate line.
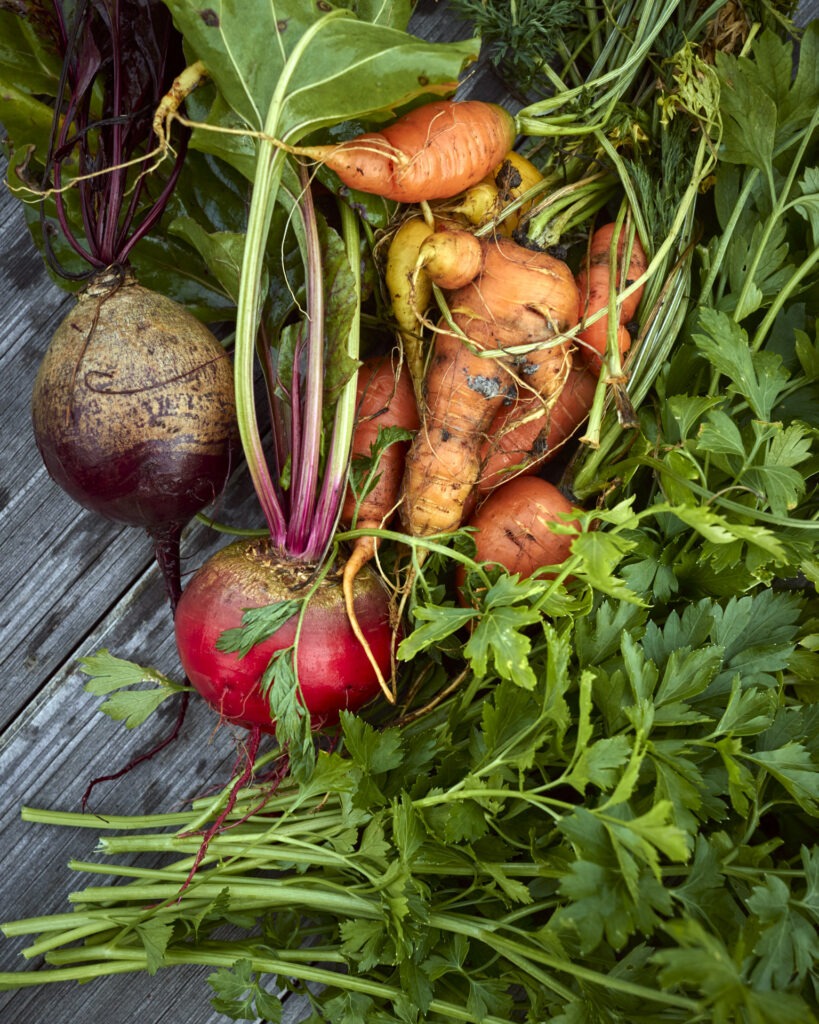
[40, 0, 190, 276]
[286, 172, 323, 555]
[302, 202, 363, 562]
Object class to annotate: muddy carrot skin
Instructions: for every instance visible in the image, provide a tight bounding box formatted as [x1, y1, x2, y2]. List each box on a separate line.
[476, 360, 598, 496]
[400, 236, 579, 537]
[311, 100, 517, 203]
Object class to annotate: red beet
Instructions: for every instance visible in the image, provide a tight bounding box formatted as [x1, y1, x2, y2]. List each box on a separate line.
[174, 536, 396, 732]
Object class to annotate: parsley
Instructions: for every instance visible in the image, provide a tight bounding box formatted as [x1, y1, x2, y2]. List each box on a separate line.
[80, 649, 188, 729]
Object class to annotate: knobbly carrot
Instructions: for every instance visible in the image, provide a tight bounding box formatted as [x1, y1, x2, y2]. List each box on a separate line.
[302, 100, 516, 203]
[400, 236, 578, 537]
[385, 215, 435, 399]
[415, 227, 485, 290]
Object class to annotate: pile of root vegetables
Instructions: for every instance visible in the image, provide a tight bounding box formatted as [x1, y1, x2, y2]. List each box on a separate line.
[0, 0, 699, 749]
[2, 1, 818, 1021]
[339, 178, 646, 652]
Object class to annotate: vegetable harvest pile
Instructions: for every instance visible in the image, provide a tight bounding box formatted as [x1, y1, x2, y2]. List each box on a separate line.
[1, 0, 818, 1021]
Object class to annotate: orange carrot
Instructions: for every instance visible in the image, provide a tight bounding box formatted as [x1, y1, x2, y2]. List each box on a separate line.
[399, 327, 494, 537]
[457, 476, 580, 596]
[304, 100, 516, 203]
[340, 354, 419, 697]
[476, 360, 598, 496]
[400, 236, 578, 538]
[341, 354, 419, 559]
[576, 222, 647, 371]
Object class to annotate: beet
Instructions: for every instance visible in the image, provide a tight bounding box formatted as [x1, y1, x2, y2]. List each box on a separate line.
[174, 536, 396, 732]
[15, 2, 238, 803]
[31, 268, 237, 533]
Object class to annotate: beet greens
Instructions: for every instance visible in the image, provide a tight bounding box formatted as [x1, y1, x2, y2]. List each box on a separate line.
[36, 0, 188, 275]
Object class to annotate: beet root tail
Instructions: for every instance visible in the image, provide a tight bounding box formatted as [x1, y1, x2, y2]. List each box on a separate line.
[81, 691, 190, 811]
[178, 724, 263, 894]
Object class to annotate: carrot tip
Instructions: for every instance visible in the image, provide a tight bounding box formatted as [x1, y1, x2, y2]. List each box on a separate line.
[342, 543, 395, 704]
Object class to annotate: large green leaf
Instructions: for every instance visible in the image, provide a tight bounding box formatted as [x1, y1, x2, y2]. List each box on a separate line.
[162, 1, 327, 130]
[162, 0, 477, 136]
[0, 10, 61, 101]
[0, 82, 54, 165]
[277, 20, 477, 139]
[132, 233, 238, 321]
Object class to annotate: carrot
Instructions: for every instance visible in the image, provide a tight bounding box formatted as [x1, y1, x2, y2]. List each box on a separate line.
[458, 476, 580, 596]
[455, 150, 544, 235]
[380, 214, 470, 401]
[340, 354, 419, 697]
[476, 360, 598, 496]
[415, 227, 485, 290]
[385, 215, 435, 400]
[303, 100, 516, 203]
[400, 236, 578, 537]
[399, 326, 494, 537]
[452, 181, 499, 230]
[576, 222, 647, 371]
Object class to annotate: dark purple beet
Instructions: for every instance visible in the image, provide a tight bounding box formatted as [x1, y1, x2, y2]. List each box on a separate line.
[31, 268, 238, 532]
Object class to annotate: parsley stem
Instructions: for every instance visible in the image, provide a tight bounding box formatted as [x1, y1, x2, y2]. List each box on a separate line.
[6, 946, 522, 1024]
[20, 805, 203, 829]
[751, 243, 819, 353]
[429, 912, 702, 1011]
[697, 169, 760, 306]
[66, 880, 379, 915]
[415, 788, 573, 817]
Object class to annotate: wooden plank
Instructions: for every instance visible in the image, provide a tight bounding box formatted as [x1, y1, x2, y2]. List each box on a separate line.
[0, 180, 278, 1018]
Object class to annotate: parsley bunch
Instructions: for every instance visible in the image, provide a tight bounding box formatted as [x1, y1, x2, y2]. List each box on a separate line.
[4, 580, 816, 1021]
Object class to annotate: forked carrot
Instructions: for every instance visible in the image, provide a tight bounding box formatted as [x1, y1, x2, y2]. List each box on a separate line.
[301, 100, 516, 203]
